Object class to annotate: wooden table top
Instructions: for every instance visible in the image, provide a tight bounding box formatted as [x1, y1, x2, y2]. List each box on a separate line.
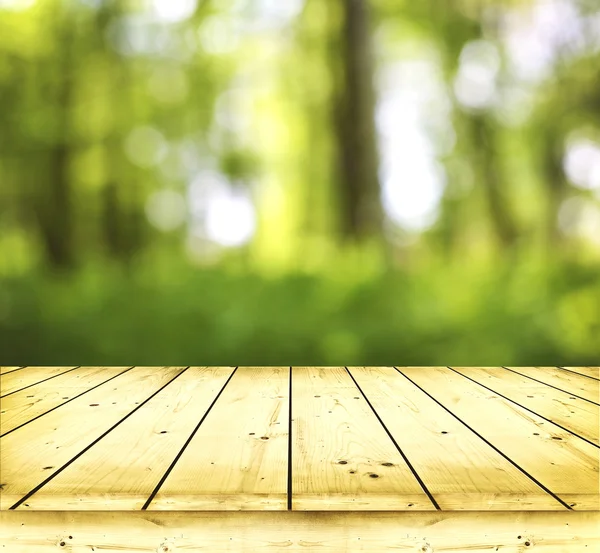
[1, 366, 598, 512]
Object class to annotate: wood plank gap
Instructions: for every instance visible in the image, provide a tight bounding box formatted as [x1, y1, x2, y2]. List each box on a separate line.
[287, 366, 292, 511]
[447, 367, 600, 450]
[8, 367, 190, 510]
[0, 367, 135, 439]
[141, 366, 239, 510]
[0, 367, 81, 399]
[503, 367, 600, 406]
[394, 367, 572, 510]
[558, 367, 600, 382]
[345, 367, 441, 511]
[0, 367, 27, 377]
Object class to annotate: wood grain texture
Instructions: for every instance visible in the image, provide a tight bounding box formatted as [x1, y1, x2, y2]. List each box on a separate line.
[560, 367, 600, 380]
[18, 367, 235, 510]
[400, 367, 600, 510]
[348, 366, 565, 510]
[452, 366, 599, 446]
[0, 366, 78, 397]
[0, 367, 24, 376]
[148, 366, 289, 511]
[291, 366, 435, 511]
[1, 511, 598, 552]
[0, 367, 132, 436]
[0, 366, 185, 509]
[505, 367, 600, 404]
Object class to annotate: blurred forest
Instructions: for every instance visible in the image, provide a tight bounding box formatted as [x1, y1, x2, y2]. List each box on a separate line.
[0, 0, 599, 365]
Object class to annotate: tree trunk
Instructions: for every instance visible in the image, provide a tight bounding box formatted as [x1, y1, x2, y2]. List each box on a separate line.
[334, 0, 383, 243]
[35, 26, 76, 270]
[470, 114, 519, 250]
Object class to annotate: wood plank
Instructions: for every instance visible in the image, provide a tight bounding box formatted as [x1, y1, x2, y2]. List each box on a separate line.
[18, 367, 235, 510]
[348, 366, 565, 510]
[0, 367, 24, 376]
[452, 367, 599, 447]
[0, 367, 78, 397]
[148, 366, 289, 511]
[0, 366, 185, 510]
[506, 367, 600, 404]
[291, 366, 436, 511]
[400, 367, 600, 510]
[1, 511, 598, 552]
[0, 367, 132, 436]
[561, 367, 600, 380]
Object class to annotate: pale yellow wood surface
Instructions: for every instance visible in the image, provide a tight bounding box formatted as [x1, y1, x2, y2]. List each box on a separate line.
[148, 367, 289, 511]
[560, 367, 600, 380]
[0, 367, 131, 436]
[1, 511, 598, 552]
[0, 366, 77, 397]
[2, 366, 599, 513]
[291, 366, 435, 511]
[0, 367, 23, 376]
[348, 366, 565, 510]
[506, 367, 600, 404]
[18, 367, 236, 510]
[452, 367, 599, 446]
[401, 367, 600, 510]
[0, 366, 185, 510]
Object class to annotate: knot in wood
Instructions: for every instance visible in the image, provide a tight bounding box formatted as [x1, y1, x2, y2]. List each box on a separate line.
[157, 541, 175, 552]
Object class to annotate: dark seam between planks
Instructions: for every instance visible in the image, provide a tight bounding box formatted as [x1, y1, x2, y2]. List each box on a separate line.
[0, 367, 136, 439]
[394, 367, 572, 511]
[448, 367, 599, 449]
[0, 367, 28, 377]
[345, 367, 441, 511]
[0, 367, 82, 399]
[502, 367, 600, 407]
[287, 366, 293, 511]
[8, 366, 190, 510]
[141, 366, 239, 510]
[557, 367, 600, 382]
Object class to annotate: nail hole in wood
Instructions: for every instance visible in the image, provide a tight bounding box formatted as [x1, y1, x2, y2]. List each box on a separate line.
[68, 536, 73, 540]
[369, 473, 379, 478]
[249, 433, 255, 435]
[338, 460, 348, 465]
[518, 536, 522, 539]
[408, 503, 414, 507]
[381, 462, 393, 467]
[551, 437, 562, 440]
[525, 541, 531, 546]
[441, 431, 448, 434]
[349, 471, 355, 474]
[261, 436, 269, 440]
[42, 466, 53, 470]
[314, 395, 320, 398]
[59, 542, 65, 547]
[89, 404, 99, 407]
[160, 431, 167, 434]
[533, 433, 539, 435]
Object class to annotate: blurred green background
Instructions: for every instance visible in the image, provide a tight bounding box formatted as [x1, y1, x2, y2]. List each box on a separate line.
[0, 0, 599, 365]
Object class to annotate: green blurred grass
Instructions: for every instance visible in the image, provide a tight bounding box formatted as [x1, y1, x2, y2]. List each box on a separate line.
[1, 256, 598, 366]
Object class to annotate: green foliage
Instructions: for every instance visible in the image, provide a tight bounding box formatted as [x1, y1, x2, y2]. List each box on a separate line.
[0, 0, 599, 364]
[0, 256, 597, 365]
